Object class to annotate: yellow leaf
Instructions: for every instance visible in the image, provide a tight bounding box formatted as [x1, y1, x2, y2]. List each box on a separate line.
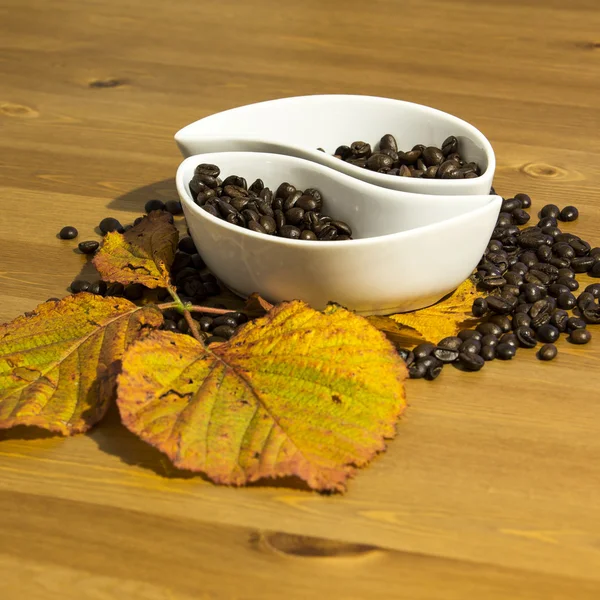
[384, 278, 480, 343]
[93, 211, 178, 289]
[117, 301, 407, 492]
[0, 294, 163, 435]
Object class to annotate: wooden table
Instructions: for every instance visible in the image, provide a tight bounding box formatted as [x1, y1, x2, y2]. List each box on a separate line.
[1, 0, 600, 597]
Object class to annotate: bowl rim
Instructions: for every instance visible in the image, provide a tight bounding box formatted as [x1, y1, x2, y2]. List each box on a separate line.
[176, 152, 502, 251]
[174, 94, 496, 186]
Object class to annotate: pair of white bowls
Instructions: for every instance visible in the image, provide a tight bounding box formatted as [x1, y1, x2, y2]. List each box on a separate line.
[174, 95, 501, 315]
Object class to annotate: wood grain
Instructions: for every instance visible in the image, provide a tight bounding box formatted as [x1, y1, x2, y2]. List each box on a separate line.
[1, 0, 600, 598]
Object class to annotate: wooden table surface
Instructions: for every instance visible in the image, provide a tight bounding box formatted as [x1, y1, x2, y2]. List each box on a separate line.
[2, 0, 600, 598]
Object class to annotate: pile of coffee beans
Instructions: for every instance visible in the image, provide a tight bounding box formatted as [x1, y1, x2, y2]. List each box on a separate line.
[402, 191, 600, 380]
[160, 306, 247, 344]
[189, 163, 353, 241]
[329, 134, 482, 179]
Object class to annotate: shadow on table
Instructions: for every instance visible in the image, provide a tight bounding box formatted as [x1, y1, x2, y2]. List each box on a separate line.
[0, 426, 61, 441]
[89, 403, 313, 492]
[104, 178, 178, 213]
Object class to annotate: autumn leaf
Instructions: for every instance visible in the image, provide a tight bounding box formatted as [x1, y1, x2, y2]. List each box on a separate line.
[117, 301, 407, 492]
[374, 278, 481, 344]
[244, 293, 274, 318]
[0, 294, 163, 435]
[93, 211, 178, 289]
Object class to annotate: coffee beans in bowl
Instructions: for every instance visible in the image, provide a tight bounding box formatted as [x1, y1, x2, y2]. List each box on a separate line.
[330, 134, 482, 180]
[189, 163, 353, 241]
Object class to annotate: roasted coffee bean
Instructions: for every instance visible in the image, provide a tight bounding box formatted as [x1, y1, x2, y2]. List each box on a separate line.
[124, 283, 145, 301]
[433, 347, 459, 363]
[334, 145, 352, 160]
[414, 342, 435, 359]
[542, 225, 562, 238]
[577, 291, 595, 312]
[196, 316, 213, 332]
[585, 283, 600, 298]
[367, 153, 394, 171]
[523, 283, 543, 303]
[557, 276, 579, 291]
[480, 333, 499, 348]
[256, 199, 274, 217]
[458, 329, 482, 342]
[557, 292, 577, 310]
[559, 206, 578, 222]
[203, 281, 221, 296]
[496, 213, 513, 228]
[59, 226, 78, 240]
[481, 275, 507, 290]
[511, 262, 529, 276]
[458, 352, 485, 371]
[501, 198, 521, 213]
[480, 345, 496, 361]
[460, 339, 482, 354]
[486, 295, 516, 315]
[569, 328, 592, 345]
[280, 225, 301, 239]
[248, 220, 267, 234]
[536, 324, 559, 343]
[498, 332, 517, 348]
[572, 239, 591, 256]
[591, 262, 600, 278]
[548, 283, 570, 298]
[99, 217, 124, 234]
[145, 199, 165, 213]
[515, 303, 532, 314]
[70, 280, 90, 293]
[78, 240, 99, 254]
[591, 247, 600, 258]
[530, 298, 551, 319]
[248, 178, 265, 194]
[211, 325, 235, 339]
[582, 306, 600, 324]
[350, 141, 371, 157]
[512, 209, 530, 225]
[571, 256, 595, 273]
[177, 236, 196, 254]
[540, 204, 560, 219]
[437, 336, 463, 351]
[512, 312, 531, 330]
[538, 216, 558, 229]
[514, 193, 531, 208]
[378, 133, 398, 153]
[504, 271, 524, 287]
[420, 146, 445, 167]
[557, 268, 575, 280]
[520, 251, 539, 267]
[106, 282, 125, 297]
[397, 348, 414, 365]
[477, 322, 503, 337]
[195, 163, 220, 178]
[330, 220, 352, 236]
[550, 309, 569, 332]
[538, 344, 558, 361]
[488, 315, 511, 332]
[502, 285, 521, 298]
[536, 244, 553, 261]
[162, 319, 178, 332]
[515, 325, 537, 348]
[566, 316, 586, 332]
[496, 343, 516, 360]
[88, 280, 107, 296]
[409, 361, 427, 379]
[471, 297, 488, 317]
[441, 135, 458, 156]
[202, 204, 219, 218]
[299, 230, 317, 240]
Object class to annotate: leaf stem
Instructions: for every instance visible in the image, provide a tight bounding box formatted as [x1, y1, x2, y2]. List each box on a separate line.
[183, 309, 203, 343]
[157, 301, 237, 316]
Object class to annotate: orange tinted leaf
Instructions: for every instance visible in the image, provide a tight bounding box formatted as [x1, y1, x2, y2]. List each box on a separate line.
[93, 211, 178, 288]
[117, 301, 407, 492]
[0, 294, 163, 435]
[244, 293, 274, 318]
[386, 278, 481, 342]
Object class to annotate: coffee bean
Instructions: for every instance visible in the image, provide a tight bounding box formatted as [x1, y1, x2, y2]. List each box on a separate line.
[540, 204, 560, 219]
[367, 153, 394, 171]
[409, 343, 432, 360]
[582, 306, 600, 324]
[99, 217, 124, 234]
[248, 220, 267, 234]
[211, 325, 235, 339]
[202, 204, 219, 218]
[124, 283, 145, 301]
[559, 206, 578, 222]
[571, 256, 595, 273]
[569, 328, 591, 345]
[350, 141, 371, 158]
[433, 347, 459, 363]
[458, 352, 485, 371]
[70, 280, 90, 293]
[499, 332, 518, 348]
[397, 348, 415, 366]
[486, 295, 515, 314]
[460, 339, 482, 354]
[378, 133, 398, 153]
[590, 262, 600, 278]
[458, 330, 482, 342]
[480, 345, 496, 361]
[513, 209, 530, 225]
[514, 193, 531, 208]
[409, 361, 427, 379]
[280, 225, 301, 239]
[78, 240, 99, 254]
[512, 312, 531, 330]
[556, 276, 579, 291]
[523, 283, 543, 303]
[106, 282, 125, 297]
[145, 199, 165, 213]
[550, 309, 569, 332]
[536, 324, 559, 343]
[538, 344, 558, 361]
[441, 136, 458, 156]
[577, 291, 595, 312]
[496, 343, 516, 360]
[585, 283, 600, 298]
[477, 322, 503, 337]
[571, 239, 591, 256]
[299, 230, 317, 240]
[538, 216, 558, 229]
[515, 326, 537, 348]
[89, 280, 107, 296]
[59, 226, 78, 240]
[557, 292, 577, 310]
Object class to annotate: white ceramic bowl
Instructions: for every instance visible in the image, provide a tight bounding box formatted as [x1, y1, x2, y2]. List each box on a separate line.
[175, 95, 495, 197]
[175, 152, 501, 315]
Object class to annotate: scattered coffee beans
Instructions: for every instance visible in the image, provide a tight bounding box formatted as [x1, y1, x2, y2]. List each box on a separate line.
[78, 240, 100, 254]
[188, 164, 353, 241]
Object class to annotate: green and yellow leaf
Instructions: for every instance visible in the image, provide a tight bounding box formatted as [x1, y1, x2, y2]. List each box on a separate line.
[0, 294, 163, 435]
[117, 300, 407, 492]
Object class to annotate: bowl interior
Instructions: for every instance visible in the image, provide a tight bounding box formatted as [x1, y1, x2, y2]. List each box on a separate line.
[178, 152, 499, 241]
[176, 95, 492, 175]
